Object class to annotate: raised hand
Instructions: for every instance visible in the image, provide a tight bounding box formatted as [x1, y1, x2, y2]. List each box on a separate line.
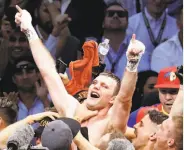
[3, 92, 18, 104]
[35, 78, 48, 100]
[15, 5, 38, 41]
[15, 5, 32, 32]
[52, 14, 71, 37]
[35, 77, 50, 108]
[126, 34, 145, 72]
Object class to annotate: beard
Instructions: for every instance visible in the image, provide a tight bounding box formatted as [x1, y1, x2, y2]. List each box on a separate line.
[17, 85, 35, 93]
[37, 18, 53, 34]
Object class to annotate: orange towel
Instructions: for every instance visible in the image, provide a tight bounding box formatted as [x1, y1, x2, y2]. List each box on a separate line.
[65, 41, 99, 95]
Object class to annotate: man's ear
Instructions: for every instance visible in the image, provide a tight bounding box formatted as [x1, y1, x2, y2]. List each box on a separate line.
[109, 96, 116, 105]
[167, 138, 175, 147]
[149, 132, 157, 141]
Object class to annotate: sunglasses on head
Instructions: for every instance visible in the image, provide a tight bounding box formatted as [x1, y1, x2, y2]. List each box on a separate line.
[14, 64, 36, 75]
[106, 10, 128, 18]
[159, 89, 179, 95]
[9, 36, 27, 43]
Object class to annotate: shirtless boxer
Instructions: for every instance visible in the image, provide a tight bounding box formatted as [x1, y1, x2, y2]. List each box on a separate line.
[15, 5, 145, 146]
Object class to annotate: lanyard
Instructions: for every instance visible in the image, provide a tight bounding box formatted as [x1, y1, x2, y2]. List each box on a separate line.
[142, 10, 166, 47]
[107, 43, 127, 73]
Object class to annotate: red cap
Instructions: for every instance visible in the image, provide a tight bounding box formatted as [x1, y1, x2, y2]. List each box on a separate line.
[154, 66, 180, 89]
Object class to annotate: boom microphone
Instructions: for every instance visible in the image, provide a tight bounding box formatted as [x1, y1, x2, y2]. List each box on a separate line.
[7, 124, 35, 150]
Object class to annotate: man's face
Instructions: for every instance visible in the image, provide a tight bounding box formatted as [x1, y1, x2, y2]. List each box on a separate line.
[154, 118, 175, 150]
[13, 61, 39, 92]
[146, 0, 167, 17]
[8, 32, 30, 60]
[103, 5, 128, 31]
[132, 115, 158, 149]
[158, 88, 179, 114]
[86, 75, 117, 110]
[1, 18, 14, 39]
[37, 0, 61, 34]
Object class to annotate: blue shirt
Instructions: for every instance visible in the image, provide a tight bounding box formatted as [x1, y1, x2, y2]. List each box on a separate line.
[104, 34, 150, 79]
[17, 97, 45, 129]
[128, 7, 178, 68]
[151, 33, 183, 72]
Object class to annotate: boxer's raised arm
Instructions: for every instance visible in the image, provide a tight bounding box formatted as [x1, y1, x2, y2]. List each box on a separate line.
[111, 34, 145, 133]
[15, 5, 79, 116]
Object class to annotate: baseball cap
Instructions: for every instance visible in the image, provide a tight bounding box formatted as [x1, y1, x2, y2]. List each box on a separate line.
[41, 118, 81, 150]
[154, 66, 180, 89]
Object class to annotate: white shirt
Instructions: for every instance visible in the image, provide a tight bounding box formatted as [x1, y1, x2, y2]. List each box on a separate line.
[128, 7, 178, 66]
[151, 33, 183, 72]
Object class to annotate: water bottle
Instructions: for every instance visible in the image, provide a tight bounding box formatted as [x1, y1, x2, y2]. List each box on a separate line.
[98, 39, 110, 62]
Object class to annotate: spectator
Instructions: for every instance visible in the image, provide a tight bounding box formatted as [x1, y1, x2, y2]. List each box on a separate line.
[131, 70, 158, 111]
[0, 15, 14, 40]
[12, 56, 50, 124]
[0, 27, 31, 94]
[102, 2, 130, 79]
[34, 0, 71, 58]
[151, 116, 183, 150]
[128, 66, 180, 127]
[62, 0, 105, 45]
[131, 110, 168, 150]
[102, 2, 147, 79]
[151, 7, 183, 72]
[128, 0, 178, 69]
[104, 0, 138, 17]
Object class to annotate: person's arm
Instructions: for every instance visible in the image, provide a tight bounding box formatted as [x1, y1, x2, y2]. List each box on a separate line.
[73, 131, 100, 150]
[110, 34, 145, 133]
[170, 85, 183, 117]
[15, 6, 79, 117]
[0, 112, 60, 149]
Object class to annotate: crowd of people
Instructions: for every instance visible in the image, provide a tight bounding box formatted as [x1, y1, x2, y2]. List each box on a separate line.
[0, 0, 183, 150]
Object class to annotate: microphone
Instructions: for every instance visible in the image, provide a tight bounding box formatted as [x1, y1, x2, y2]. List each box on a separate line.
[7, 124, 35, 150]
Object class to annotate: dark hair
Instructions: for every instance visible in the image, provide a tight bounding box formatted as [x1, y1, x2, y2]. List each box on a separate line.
[105, 2, 124, 9]
[136, 70, 158, 94]
[13, 55, 36, 66]
[0, 107, 17, 125]
[12, 55, 39, 75]
[104, 2, 128, 20]
[148, 110, 168, 125]
[99, 72, 121, 95]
